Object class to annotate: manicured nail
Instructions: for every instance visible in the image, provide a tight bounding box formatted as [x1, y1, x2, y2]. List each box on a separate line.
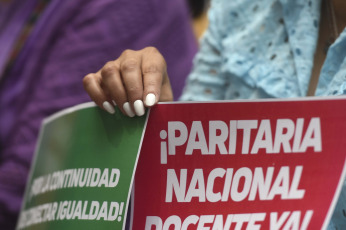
[123, 102, 135, 117]
[134, 100, 145, 116]
[145, 93, 156, 106]
[112, 100, 117, 106]
[103, 101, 115, 114]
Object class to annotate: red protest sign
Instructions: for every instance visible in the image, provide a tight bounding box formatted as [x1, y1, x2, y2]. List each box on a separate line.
[131, 98, 346, 230]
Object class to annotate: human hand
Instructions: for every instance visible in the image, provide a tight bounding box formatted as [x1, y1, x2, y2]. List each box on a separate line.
[83, 47, 173, 116]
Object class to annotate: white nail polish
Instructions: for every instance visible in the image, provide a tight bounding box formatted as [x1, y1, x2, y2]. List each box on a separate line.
[145, 93, 156, 106]
[112, 100, 117, 106]
[123, 102, 135, 117]
[134, 100, 145, 116]
[103, 101, 115, 114]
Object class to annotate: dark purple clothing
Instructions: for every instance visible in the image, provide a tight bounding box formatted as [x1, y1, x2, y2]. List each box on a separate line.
[0, 0, 197, 228]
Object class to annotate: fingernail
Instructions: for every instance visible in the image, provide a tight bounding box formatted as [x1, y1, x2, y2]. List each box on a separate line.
[145, 93, 156, 106]
[112, 100, 117, 106]
[134, 100, 145, 116]
[103, 101, 115, 114]
[123, 102, 135, 117]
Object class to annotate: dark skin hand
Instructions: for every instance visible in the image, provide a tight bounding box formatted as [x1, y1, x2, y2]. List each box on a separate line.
[83, 47, 173, 116]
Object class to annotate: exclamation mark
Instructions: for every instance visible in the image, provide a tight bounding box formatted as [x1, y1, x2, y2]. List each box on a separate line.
[117, 202, 124, 222]
[160, 130, 168, 164]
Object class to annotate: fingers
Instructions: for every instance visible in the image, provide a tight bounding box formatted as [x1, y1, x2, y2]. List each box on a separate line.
[83, 47, 173, 117]
[118, 50, 145, 116]
[100, 58, 136, 117]
[141, 47, 168, 106]
[83, 73, 115, 114]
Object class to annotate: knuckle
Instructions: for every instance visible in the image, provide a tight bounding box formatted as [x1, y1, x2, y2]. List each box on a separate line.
[146, 79, 158, 87]
[83, 73, 96, 88]
[120, 59, 138, 73]
[128, 84, 140, 92]
[144, 46, 159, 54]
[121, 49, 134, 57]
[101, 61, 117, 77]
[126, 85, 141, 94]
[142, 64, 160, 75]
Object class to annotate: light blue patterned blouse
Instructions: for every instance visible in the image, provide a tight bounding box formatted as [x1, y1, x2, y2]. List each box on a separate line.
[180, 0, 346, 228]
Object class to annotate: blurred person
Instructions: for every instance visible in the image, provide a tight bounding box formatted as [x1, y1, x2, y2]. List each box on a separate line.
[187, 0, 209, 19]
[0, 0, 197, 228]
[84, 0, 346, 228]
[188, 0, 210, 39]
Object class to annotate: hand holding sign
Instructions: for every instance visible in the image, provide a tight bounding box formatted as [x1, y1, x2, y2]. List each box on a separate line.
[83, 47, 173, 117]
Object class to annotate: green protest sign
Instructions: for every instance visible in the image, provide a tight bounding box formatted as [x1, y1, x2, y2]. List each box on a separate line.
[17, 103, 147, 230]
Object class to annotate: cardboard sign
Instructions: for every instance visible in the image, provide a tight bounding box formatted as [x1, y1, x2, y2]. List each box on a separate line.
[17, 103, 148, 230]
[132, 97, 346, 230]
